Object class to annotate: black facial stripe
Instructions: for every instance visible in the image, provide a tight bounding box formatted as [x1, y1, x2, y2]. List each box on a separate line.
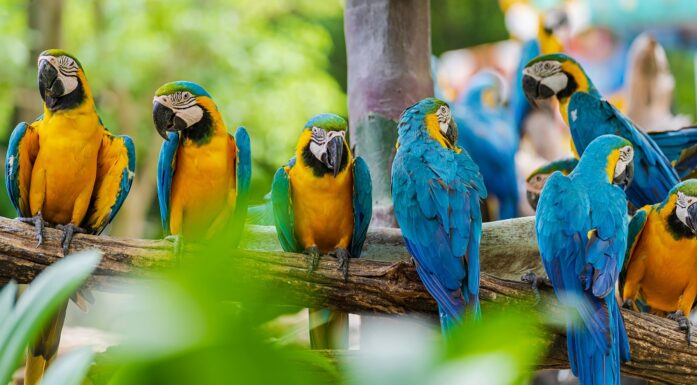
[302, 142, 349, 177]
[182, 108, 213, 145]
[556, 72, 578, 99]
[668, 207, 696, 239]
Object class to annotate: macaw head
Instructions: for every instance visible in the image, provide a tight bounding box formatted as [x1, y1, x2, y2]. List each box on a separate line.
[538, 6, 568, 55]
[522, 53, 596, 107]
[526, 157, 578, 210]
[578, 134, 634, 189]
[405, 97, 458, 151]
[457, 70, 505, 110]
[298, 113, 350, 177]
[37, 49, 91, 111]
[671, 180, 697, 236]
[152, 81, 220, 143]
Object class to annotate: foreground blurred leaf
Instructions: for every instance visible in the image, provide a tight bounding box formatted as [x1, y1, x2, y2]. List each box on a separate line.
[39, 347, 94, 385]
[0, 251, 101, 385]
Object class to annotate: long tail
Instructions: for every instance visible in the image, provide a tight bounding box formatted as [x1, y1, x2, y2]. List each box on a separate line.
[24, 300, 68, 385]
[308, 308, 349, 349]
[567, 298, 628, 385]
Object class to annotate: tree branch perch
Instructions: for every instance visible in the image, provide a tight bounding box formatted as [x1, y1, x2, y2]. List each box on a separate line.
[0, 216, 693, 384]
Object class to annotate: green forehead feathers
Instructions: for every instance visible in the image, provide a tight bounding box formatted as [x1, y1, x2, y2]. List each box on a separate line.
[155, 81, 211, 98]
[525, 53, 578, 68]
[304, 113, 347, 132]
[39, 49, 83, 70]
[674, 180, 697, 197]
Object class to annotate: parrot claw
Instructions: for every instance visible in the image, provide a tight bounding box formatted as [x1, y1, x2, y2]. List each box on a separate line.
[335, 248, 350, 282]
[622, 299, 638, 311]
[164, 234, 184, 261]
[521, 271, 551, 305]
[305, 246, 321, 273]
[56, 223, 86, 256]
[668, 310, 693, 346]
[18, 212, 46, 247]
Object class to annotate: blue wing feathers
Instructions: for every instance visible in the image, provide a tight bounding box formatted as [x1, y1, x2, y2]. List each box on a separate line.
[230, 127, 252, 248]
[6, 122, 31, 216]
[271, 163, 300, 253]
[157, 131, 180, 235]
[350, 156, 372, 258]
[98, 134, 136, 234]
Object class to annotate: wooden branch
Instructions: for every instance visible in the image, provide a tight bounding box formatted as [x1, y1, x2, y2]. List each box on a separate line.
[0, 216, 693, 383]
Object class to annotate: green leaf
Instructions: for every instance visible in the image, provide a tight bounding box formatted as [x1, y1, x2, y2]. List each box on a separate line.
[39, 347, 94, 385]
[0, 280, 17, 325]
[0, 251, 101, 385]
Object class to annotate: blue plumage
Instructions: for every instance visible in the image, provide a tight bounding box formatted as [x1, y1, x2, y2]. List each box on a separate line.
[568, 91, 679, 208]
[157, 131, 180, 236]
[230, 127, 252, 247]
[511, 39, 541, 135]
[536, 135, 631, 385]
[453, 71, 519, 219]
[350, 157, 372, 258]
[6, 122, 32, 216]
[392, 97, 487, 331]
[647, 126, 697, 179]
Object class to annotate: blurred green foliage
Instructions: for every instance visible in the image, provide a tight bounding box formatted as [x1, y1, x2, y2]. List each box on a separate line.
[431, 0, 509, 55]
[666, 49, 697, 119]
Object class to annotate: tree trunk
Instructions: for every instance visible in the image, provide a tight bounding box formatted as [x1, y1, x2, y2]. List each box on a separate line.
[345, 0, 434, 227]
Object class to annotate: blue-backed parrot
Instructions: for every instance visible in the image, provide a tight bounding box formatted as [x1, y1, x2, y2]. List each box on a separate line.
[6, 49, 135, 385]
[522, 53, 679, 209]
[525, 157, 578, 210]
[391, 97, 487, 331]
[536, 134, 633, 385]
[153, 81, 251, 249]
[453, 70, 518, 219]
[271, 113, 372, 349]
[620, 179, 697, 344]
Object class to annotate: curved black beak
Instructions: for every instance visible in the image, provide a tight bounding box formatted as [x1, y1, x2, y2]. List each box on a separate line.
[326, 136, 345, 177]
[153, 101, 187, 140]
[38, 59, 62, 107]
[445, 119, 458, 148]
[526, 190, 540, 211]
[613, 161, 634, 190]
[687, 203, 697, 235]
[522, 74, 556, 108]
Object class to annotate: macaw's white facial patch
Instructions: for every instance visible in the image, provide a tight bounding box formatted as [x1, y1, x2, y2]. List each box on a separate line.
[525, 60, 563, 79]
[540, 72, 568, 94]
[614, 145, 634, 178]
[435, 105, 451, 133]
[38, 55, 80, 96]
[154, 92, 204, 128]
[676, 191, 697, 227]
[309, 127, 346, 168]
[526, 173, 550, 194]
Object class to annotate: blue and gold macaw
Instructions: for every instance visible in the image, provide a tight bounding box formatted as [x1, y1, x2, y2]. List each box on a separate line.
[392, 97, 487, 331]
[525, 157, 578, 210]
[6, 49, 135, 385]
[271, 113, 372, 349]
[453, 70, 518, 219]
[153, 81, 251, 248]
[536, 135, 632, 385]
[620, 179, 697, 344]
[522, 53, 679, 209]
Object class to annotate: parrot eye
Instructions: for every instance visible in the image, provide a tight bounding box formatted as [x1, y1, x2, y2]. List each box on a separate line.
[56, 56, 78, 76]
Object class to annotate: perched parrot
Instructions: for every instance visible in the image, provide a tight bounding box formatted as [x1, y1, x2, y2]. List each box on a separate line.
[271, 113, 372, 349]
[153, 81, 251, 248]
[392, 97, 487, 331]
[525, 157, 578, 210]
[6, 49, 135, 385]
[453, 70, 518, 219]
[522, 53, 679, 209]
[535, 134, 633, 385]
[620, 179, 697, 344]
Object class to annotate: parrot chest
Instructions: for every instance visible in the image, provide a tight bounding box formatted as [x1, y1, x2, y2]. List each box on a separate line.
[289, 164, 354, 253]
[31, 115, 102, 223]
[632, 212, 697, 311]
[170, 135, 236, 237]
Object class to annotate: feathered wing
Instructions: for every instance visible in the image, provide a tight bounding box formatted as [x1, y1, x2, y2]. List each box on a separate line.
[229, 127, 252, 248]
[82, 130, 136, 234]
[648, 126, 697, 179]
[619, 207, 649, 294]
[393, 147, 486, 327]
[569, 92, 679, 207]
[156, 132, 180, 236]
[349, 156, 372, 258]
[271, 158, 301, 253]
[6, 121, 40, 217]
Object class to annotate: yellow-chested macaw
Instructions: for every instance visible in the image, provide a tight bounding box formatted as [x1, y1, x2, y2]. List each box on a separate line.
[522, 53, 681, 209]
[525, 157, 578, 210]
[620, 179, 697, 344]
[392, 97, 487, 331]
[153, 81, 251, 248]
[6, 49, 135, 385]
[536, 135, 633, 385]
[453, 70, 518, 220]
[271, 113, 372, 349]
